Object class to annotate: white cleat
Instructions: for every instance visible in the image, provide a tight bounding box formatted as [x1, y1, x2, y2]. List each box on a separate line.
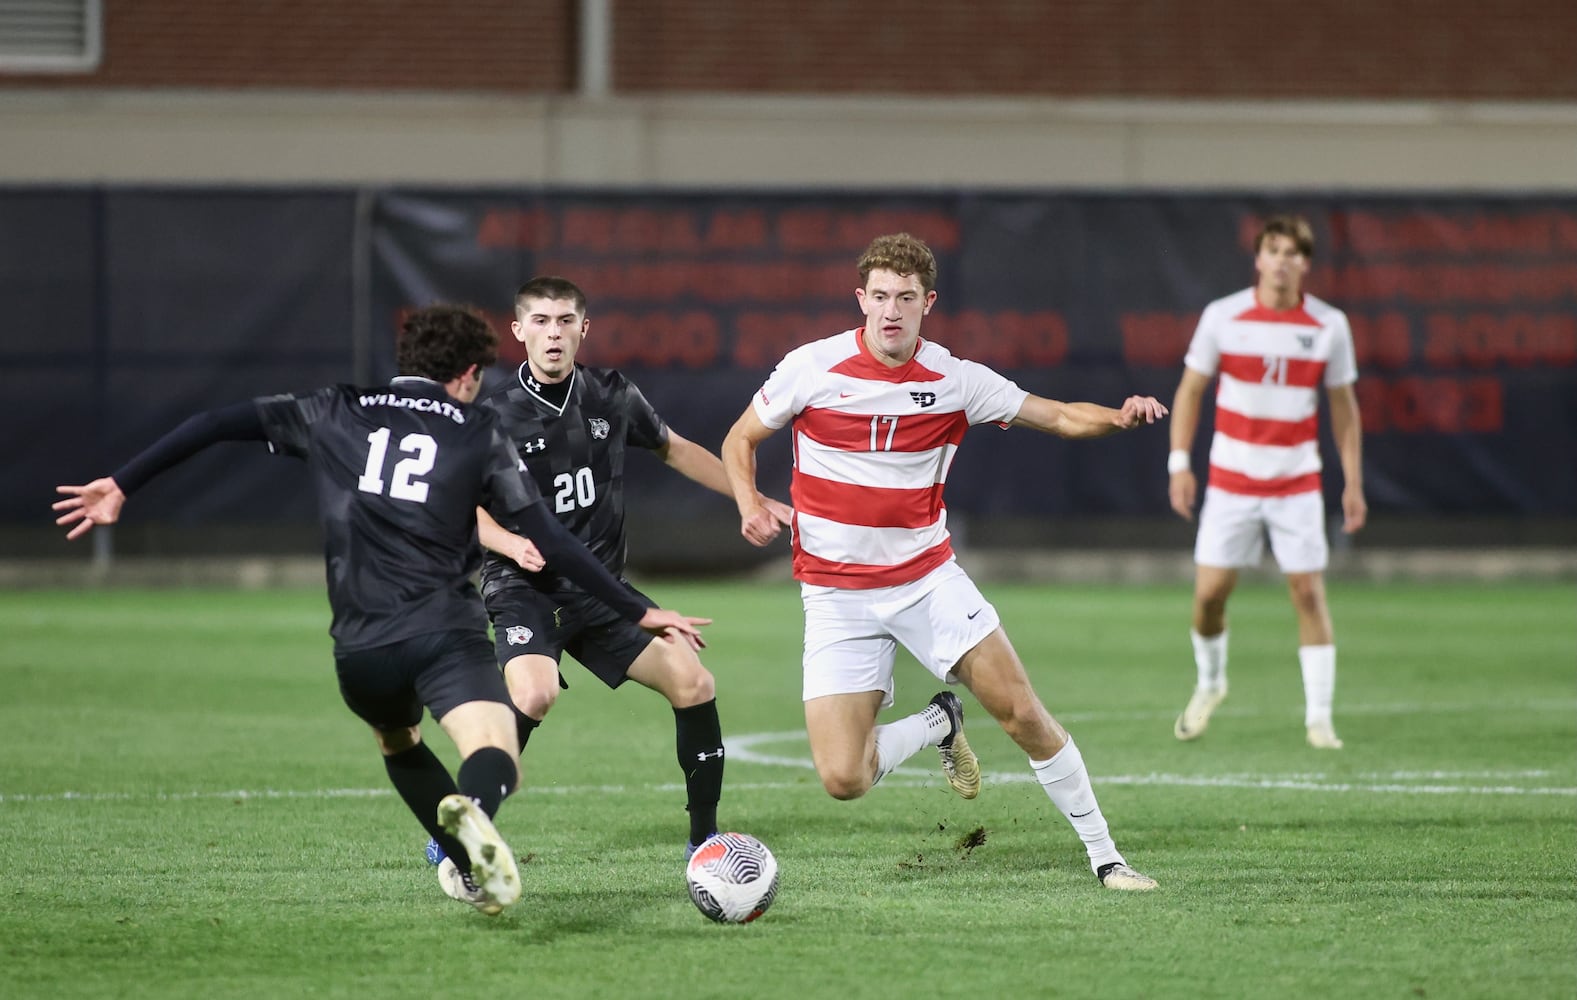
[1097, 862, 1159, 891]
[1306, 723, 1345, 750]
[1173, 686, 1227, 741]
[438, 857, 503, 915]
[437, 794, 520, 913]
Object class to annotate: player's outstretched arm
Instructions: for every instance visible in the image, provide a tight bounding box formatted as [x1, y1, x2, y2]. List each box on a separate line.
[659, 429, 793, 529]
[1327, 383, 1367, 534]
[721, 406, 787, 548]
[52, 401, 269, 541]
[636, 608, 713, 651]
[1011, 393, 1168, 439]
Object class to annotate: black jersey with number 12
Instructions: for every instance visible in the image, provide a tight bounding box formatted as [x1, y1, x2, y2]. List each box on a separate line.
[254, 377, 544, 652]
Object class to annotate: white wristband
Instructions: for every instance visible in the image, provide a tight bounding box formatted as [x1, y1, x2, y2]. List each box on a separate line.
[1167, 449, 1191, 475]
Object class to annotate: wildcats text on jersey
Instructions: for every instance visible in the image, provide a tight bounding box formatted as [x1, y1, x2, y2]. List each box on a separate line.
[358, 393, 468, 424]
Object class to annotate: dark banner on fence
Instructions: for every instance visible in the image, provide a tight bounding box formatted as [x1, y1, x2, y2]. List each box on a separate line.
[5, 188, 1574, 534]
[370, 191, 1577, 519]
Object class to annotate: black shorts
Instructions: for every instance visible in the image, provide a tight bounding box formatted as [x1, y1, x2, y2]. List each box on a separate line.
[334, 628, 511, 730]
[486, 582, 658, 690]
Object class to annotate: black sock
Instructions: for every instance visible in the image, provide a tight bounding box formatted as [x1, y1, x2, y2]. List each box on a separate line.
[457, 745, 517, 818]
[516, 709, 541, 750]
[383, 742, 467, 866]
[675, 699, 724, 844]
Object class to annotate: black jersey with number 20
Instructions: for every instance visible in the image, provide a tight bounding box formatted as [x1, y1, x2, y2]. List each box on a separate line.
[254, 377, 544, 653]
[478, 363, 668, 599]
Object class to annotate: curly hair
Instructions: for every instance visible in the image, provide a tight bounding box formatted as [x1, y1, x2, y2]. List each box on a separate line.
[395, 304, 499, 382]
[857, 233, 938, 293]
[1255, 215, 1316, 259]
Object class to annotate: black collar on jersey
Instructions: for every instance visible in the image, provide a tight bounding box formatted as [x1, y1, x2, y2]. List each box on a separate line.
[389, 376, 450, 398]
[517, 362, 576, 413]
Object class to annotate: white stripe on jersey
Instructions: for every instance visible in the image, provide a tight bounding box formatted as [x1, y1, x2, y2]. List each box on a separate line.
[1208, 435, 1322, 482]
[795, 510, 952, 567]
[1216, 374, 1323, 423]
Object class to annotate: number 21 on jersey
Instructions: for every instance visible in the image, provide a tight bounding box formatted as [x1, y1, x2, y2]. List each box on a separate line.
[357, 427, 435, 502]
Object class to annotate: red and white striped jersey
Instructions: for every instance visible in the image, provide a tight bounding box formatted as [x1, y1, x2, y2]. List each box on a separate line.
[753, 328, 1028, 589]
[1184, 288, 1357, 497]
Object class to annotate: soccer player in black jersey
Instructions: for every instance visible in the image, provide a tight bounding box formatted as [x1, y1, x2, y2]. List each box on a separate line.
[448, 276, 791, 860]
[53, 304, 708, 915]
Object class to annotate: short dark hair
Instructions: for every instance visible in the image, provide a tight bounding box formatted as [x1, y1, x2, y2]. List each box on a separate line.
[858, 233, 938, 293]
[515, 276, 588, 317]
[396, 304, 498, 381]
[1255, 215, 1316, 258]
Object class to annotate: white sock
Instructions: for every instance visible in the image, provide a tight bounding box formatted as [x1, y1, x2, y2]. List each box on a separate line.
[1029, 739, 1123, 872]
[1192, 629, 1228, 692]
[873, 701, 951, 784]
[1300, 644, 1336, 727]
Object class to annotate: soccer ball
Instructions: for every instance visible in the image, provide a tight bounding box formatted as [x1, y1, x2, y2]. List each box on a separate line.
[685, 832, 779, 924]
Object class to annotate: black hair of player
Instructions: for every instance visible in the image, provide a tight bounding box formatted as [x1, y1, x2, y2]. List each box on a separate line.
[397, 305, 499, 382]
[515, 276, 588, 317]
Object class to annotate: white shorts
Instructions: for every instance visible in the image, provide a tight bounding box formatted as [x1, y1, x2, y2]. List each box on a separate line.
[1195, 486, 1329, 574]
[800, 559, 1000, 707]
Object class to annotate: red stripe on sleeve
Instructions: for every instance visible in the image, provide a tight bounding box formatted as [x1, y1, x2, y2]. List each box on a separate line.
[1213, 406, 1319, 447]
[1218, 353, 1327, 389]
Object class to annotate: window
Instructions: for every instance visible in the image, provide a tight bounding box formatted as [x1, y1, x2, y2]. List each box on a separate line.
[0, 0, 101, 73]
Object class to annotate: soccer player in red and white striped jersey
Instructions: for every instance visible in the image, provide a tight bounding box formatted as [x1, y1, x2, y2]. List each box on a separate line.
[723, 233, 1168, 891]
[1167, 215, 1367, 750]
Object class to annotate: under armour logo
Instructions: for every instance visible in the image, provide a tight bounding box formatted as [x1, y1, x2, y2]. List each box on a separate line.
[521, 437, 547, 453]
[910, 391, 937, 408]
[696, 748, 725, 762]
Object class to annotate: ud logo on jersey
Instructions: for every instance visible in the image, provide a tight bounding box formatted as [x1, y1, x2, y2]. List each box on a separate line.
[588, 418, 610, 440]
[910, 391, 937, 408]
[521, 437, 547, 453]
[505, 625, 534, 646]
[1297, 334, 1315, 351]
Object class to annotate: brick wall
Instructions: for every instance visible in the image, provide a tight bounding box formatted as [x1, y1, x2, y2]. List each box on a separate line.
[3, 0, 1573, 99]
[2, 0, 576, 92]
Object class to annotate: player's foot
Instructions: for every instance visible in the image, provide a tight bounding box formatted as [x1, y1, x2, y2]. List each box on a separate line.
[1306, 723, 1344, 749]
[424, 837, 446, 866]
[1173, 686, 1228, 741]
[929, 690, 981, 799]
[686, 835, 716, 862]
[437, 857, 503, 915]
[1096, 861, 1159, 891]
[437, 794, 520, 911]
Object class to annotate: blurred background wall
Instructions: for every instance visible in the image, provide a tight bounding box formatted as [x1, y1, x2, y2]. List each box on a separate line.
[3, 0, 1574, 581]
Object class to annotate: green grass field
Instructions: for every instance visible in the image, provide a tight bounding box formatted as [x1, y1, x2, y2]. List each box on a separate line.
[2, 580, 1573, 999]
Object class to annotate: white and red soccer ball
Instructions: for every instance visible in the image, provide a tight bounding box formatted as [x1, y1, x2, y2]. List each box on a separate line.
[685, 832, 779, 924]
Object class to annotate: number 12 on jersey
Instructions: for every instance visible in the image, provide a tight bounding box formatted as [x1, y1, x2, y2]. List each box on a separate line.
[358, 427, 436, 502]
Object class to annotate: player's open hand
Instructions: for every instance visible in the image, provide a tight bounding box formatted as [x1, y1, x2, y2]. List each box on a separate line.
[53, 478, 126, 540]
[1115, 396, 1169, 429]
[759, 496, 794, 530]
[639, 608, 712, 650]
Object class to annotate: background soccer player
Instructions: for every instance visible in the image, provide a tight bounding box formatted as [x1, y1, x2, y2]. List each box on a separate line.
[446, 276, 792, 861]
[1167, 215, 1366, 750]
[721, 233, 1165, 891]
[54, 304, 708, 914]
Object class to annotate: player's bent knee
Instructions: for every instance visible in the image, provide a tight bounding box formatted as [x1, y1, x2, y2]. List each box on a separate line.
[817, 767, 873, 801]
[513, 684, 558, 720]
[374, 724, 421, 755]
[670, 666, 716, 708]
